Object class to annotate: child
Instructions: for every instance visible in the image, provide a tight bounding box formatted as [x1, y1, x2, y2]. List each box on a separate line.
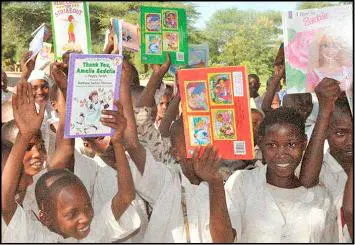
[49, 59, 149, 243]
[2, 83, 141, 242]
[299, 78, 352, 242]
[129, 116, 232, 243]
[222, 107, 337, 242]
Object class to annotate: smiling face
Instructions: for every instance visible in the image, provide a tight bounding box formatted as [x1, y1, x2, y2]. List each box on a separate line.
[23, 134, 46, 176]
[260, 123, 307, 179]
[31, 79, 49, 104]
[327, 110, 353, 171]
[156, 95, 170, 120]
[319, 35, 341, 61]
[50, 183, 94, 240]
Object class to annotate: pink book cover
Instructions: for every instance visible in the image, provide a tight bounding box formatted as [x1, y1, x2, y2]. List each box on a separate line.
[121, 20, 140, 52]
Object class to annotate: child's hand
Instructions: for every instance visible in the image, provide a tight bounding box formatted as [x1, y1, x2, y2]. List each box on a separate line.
[100, 100, 127, 144]
[20, 51, 36, 78]
[151, 53, 171, 76]
[315, 77, 341, 110]
[51, 61, 68, 92]
[12, 83, 46, 138]
[192, 145, 223, 184]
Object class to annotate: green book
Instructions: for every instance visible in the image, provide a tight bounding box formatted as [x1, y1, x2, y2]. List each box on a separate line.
[140, 6, 188, 65]
[50, 2, 92, 60]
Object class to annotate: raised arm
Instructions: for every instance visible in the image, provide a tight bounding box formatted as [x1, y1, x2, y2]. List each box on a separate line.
[192, 146, 234, 243]
[103, 26, 114, 55]
[135, 53, 171, 108]
[119, 59, 147, 174]
[1, 83, 45, 225]
[343, 168, 353, 241]
[48, 62, 75, 171]
[299, 78, 341, 187]
[100, 101, 135, 220]
[261, 64, 284, 114]
[19, 51, 36, 83]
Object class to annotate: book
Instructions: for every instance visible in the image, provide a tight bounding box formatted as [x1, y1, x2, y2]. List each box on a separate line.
[34, 42, 54, 74]
[177, 66, 254, 160]
[140, 6, 188, 65]
[283, 5, 352, 94]
[111, 18, 123, 55]
[51, 2, 92, 60]
[168, 43, 209, 76]
[121, 20, 140, 52]
[64, 54, 123, 138]
[188, 43, 209, 68]
[27, 24, 46, 64]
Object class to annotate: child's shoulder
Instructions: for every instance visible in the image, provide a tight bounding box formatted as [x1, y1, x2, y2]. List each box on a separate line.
[225, 165, 266, 192]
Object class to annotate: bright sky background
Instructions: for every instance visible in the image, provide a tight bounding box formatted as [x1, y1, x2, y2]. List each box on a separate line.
[189, 1, 300, 29]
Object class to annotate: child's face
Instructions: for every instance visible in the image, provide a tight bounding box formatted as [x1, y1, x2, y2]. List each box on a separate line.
[51, 183, 94, 240]
[157, 95, 170, 119]
[31, 79, 49, 104]
[260, 123, 306, 178]
[251, 111, 263, 144]
[92, 94, 98, 103]
[327, 111, 353, 166]
[82, 136, 111, 156]
[23, 135, 46, 176]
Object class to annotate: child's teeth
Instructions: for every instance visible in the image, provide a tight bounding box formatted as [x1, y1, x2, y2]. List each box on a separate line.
[277, 164, 289, 167]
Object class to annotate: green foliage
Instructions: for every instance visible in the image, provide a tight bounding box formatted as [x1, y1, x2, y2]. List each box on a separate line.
[296, 1, 346, 10]
[204, 8, 282, 94]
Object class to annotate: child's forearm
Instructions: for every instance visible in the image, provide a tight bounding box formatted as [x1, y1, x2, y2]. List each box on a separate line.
[1, 133, 31, 225]
[126, 143, 146, 176]
[135, 72, 161, 108]
[261, 77, 280, 114]
[208, 180, 234, 243]
[299, 107, 332, 187]
[111, 142, 136, 221]
[343, 169, 353, 241]
[159, 93, 180, 137]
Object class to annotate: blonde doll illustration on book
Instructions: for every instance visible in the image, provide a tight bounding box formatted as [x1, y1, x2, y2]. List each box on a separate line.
[307, 30, 352, 92]
[190, 116, 211, 145]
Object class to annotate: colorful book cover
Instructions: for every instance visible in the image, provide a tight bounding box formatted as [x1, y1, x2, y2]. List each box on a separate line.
[283, 5, 352, 94]
[177, 66, 254, 160]
[121, 20, 140, 52]
[140, 6, 188, 65]
[51, 2, 92, 60]
[27, 24, 46, 64]
[111, 18, 123, 55]
[34, 42, 54, 74]
[188, 43, 209, 68]
[64, 54, 123, 138]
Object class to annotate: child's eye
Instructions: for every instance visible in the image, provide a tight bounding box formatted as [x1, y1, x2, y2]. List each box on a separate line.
[288, 142, 297, 148]
[335, 131, 345, 137]
[266, 143, 277, 148]
[26, 144, 35, 151]
[65, 210, 77, 219]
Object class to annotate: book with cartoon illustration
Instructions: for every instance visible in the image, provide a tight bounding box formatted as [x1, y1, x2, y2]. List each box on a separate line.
[64, 54, 123, 138]
[34, 42, 54, 74]
[121, 20, 140, 52]
[282, 5, 352, 94]
[140, 6, 188, 65]
[177, 66, 254, 160]
[111, 18, 123, 55]
[51, 2, 92, 60]
[188, 43, 209, 68]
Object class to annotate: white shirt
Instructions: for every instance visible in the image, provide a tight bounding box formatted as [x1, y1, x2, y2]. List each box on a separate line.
[225, 165, 338, 243]
[319, 150, 348, 243]
[73, 149, 148, 243]
[133, 149, 213, 243]
[2, 202, 140, 243]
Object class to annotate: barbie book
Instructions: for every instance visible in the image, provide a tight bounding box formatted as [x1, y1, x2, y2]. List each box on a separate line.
[140, 6, 188, 65]
[64, 54, 123, 138]
[121, 20, 140, 52]
[51, 2, 92, 60]
[282, 5, 352, 94]
[177, 66, 254, 160]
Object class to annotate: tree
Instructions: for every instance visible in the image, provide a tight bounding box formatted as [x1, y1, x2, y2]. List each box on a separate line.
[204, 8, 282, 93]
[296, 1, 348, 10]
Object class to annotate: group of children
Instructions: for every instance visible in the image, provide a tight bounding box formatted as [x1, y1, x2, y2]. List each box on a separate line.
[1, 24, 353, 243]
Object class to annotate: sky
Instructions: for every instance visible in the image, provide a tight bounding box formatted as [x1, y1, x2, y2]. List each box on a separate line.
[190, 1, 300, 29]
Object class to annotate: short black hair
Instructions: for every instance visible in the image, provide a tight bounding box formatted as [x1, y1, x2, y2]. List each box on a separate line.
[169, 116, 185, 147]
[258, 107, 306, 137]
[333, 93, 352, 117]
[248, 74, 260, 84]
[35, 169, 86, 212]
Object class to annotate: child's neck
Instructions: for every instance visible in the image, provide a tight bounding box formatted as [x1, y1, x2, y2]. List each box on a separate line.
[266, 170, 301, 189]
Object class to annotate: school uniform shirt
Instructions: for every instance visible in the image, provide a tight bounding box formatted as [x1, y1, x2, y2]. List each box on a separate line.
[318, 150, 349, 243]
[2, 201, 141, 243]
[132, 150, 213, 243]
[252, 96, 263, 112]
[225, 165, 338, 243]
[90, 154, 149, 243]
[134, 106, 178, 169]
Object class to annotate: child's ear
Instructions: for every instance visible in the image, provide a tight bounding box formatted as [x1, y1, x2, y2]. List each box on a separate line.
[256, 136, 263, 147]
[38, 209, 52, 227]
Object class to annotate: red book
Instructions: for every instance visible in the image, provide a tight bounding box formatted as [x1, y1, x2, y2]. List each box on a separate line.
[177, 66, 254, 160]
